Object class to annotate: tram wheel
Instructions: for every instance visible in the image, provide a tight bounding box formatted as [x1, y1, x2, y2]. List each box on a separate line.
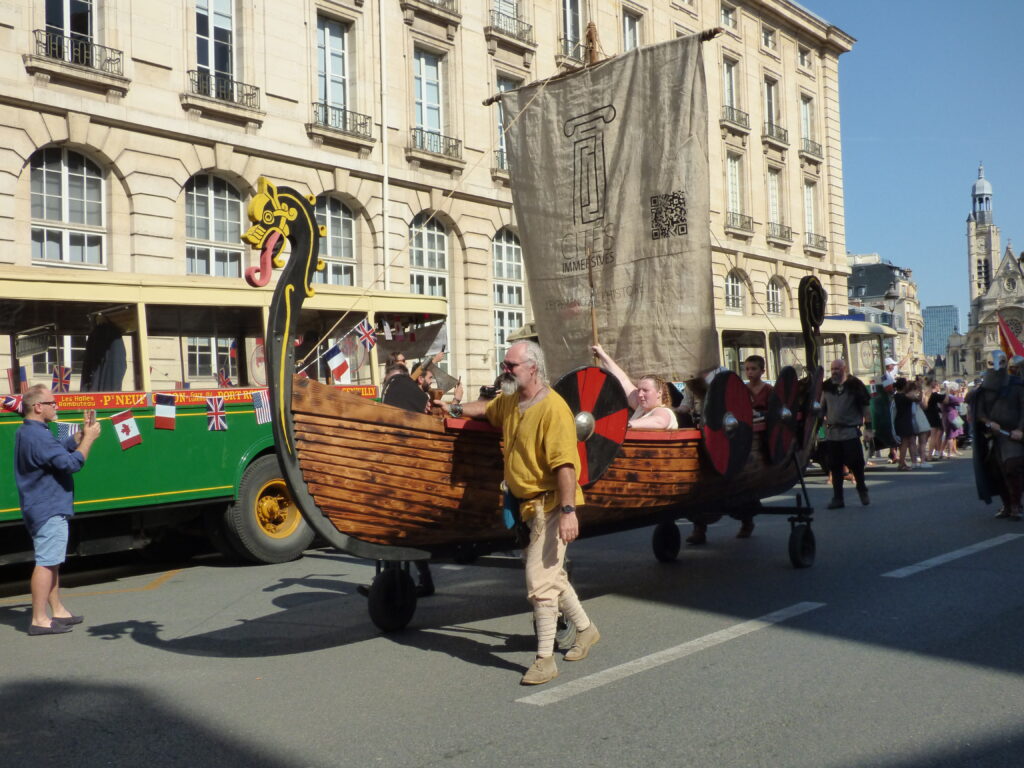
[788, 524, 816, 569]
[652, 521, 682, 562]
[367, 565, 417, 632]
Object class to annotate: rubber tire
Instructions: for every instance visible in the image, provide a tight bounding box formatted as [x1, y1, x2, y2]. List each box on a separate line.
[788, 524, 816, 569]
[204, 507, 246, 562]
[224, 454, 314, 564]
[367, 566, 417, 633]
[652, 521, 682, 562]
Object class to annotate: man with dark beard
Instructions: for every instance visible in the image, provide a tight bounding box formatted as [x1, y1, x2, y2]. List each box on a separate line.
[821, 358, 872, 509]
[440, 340, 598, 685]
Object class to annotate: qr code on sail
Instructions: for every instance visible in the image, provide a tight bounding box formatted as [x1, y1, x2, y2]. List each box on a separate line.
[650, 191, 688, 239]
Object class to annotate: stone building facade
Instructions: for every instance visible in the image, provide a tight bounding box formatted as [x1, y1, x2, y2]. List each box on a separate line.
[0, 0, 853, 393]
[846, 253, 925, 374]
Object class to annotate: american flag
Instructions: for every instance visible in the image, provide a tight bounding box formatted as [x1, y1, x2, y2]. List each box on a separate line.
[55, 421, 80, 442]
[51, 366, 71, 393]
[2, 395, 22, 414]
[217, 368, 232, 387]
[252, 390, 272, 425]
[206, 396, 228, 431]
[356, 319, 376, 350]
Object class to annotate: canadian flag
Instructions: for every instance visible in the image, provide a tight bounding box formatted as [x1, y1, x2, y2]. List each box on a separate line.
[111, 410, 142, 450]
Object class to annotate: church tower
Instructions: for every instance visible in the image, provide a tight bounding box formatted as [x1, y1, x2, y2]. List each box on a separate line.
[967, 163, 1000, 302]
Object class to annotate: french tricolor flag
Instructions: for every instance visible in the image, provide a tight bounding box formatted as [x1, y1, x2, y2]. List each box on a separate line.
[154, 393, 176, 430]
[326, 344, 349, 382]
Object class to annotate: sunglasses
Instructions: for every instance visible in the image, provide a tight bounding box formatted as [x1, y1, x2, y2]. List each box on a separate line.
[37, 401, 57, 406]
[502, 360, 525, 371]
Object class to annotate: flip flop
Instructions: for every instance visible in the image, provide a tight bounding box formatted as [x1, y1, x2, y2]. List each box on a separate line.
[27, 623, 72, 636]
[52, 614, 84, 626]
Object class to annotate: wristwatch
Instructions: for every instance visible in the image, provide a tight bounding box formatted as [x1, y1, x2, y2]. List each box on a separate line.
[561, 505, 576, 515]
[449, 403, 464, 418]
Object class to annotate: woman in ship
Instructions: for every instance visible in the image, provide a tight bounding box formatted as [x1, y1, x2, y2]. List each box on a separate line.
[589, 344, 678, 429]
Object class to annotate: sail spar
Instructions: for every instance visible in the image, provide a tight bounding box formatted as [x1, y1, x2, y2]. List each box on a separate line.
[501, 33, 717, 381]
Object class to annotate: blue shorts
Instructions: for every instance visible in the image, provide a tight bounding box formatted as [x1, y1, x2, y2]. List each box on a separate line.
[33, 515, 69, 567]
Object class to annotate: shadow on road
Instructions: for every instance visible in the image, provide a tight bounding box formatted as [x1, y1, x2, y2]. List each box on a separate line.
[0, 680, 298, 768]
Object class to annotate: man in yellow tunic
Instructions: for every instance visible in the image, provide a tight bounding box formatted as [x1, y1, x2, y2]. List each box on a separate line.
[442, 340, 599, 685]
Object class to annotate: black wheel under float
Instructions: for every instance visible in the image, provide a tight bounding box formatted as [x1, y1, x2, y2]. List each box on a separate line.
[554, 366, 630, 487]
[652, 521, 682, 562]
[788, 523, 816, 568]
[367, 564, 417, 632]
[702, 370, 754, 479]
[766, 366, 799, 465]
[800, 366, 824, 448]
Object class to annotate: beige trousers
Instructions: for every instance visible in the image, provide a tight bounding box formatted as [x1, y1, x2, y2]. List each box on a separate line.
[523, 504, 576, 605]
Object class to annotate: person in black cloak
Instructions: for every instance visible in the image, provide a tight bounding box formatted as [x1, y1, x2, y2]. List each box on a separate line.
[80, 316, 127, 392]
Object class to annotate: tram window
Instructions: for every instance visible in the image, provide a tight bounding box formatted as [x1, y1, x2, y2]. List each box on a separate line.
[721, 330, 767, 375]
[818, 334, 848, 370]
[770, 332, 805, 378]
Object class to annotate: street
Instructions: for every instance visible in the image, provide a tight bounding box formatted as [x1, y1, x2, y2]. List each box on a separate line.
[2, 452, 1022, 768]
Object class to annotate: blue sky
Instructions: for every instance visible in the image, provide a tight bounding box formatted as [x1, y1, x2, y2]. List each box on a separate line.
[806, 0, 1024, 328]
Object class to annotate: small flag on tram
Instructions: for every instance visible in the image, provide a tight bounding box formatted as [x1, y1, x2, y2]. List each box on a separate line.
[154, 393, 177, 430]
[55, 421, 79, 442]
[2, 395, 23, 414]
[383, 321, 393, 341]
[51, 366, 71, 393]
[7, 367, 28, 394]
[252, 390, 272, 425]
[229, 339, 238, 359]
[356, 319, 376, 350]
[326, 344, 349, 381]
[173, 381, 191, 390]
[206, 396, 228, 431]
[111, 410, 142, 450]
[217, 368, 232, 387]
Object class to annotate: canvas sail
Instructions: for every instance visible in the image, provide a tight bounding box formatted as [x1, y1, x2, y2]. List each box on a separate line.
[501, 34, 717, 381]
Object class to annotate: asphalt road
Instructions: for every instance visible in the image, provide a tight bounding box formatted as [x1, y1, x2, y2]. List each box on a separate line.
[2, 451, 1022, 768]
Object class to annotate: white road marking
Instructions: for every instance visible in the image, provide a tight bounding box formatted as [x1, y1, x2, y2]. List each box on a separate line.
[516, 601, 825, 706]
[882, 534, 1024, 579]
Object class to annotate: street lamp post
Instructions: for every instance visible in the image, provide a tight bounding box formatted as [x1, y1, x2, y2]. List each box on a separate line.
[883, 282, 899, 362]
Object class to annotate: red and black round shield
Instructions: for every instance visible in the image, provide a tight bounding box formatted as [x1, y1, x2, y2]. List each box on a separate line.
[765, 366, 799, 465]
[554, 367, 630, 487]
[702, 370, 753, 479]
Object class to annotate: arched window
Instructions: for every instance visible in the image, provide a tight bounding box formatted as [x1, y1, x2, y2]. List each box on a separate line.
[767, 279, 783, 315]
[725, 271, 744, 311]
[30, 147, 105, 265]
[314, 196, 356, 285]
[185, 174, 243, 277]
[409, 213, 447, 296]
[493, 228, 524, 369]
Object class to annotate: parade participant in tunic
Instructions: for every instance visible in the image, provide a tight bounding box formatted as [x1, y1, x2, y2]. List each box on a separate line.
[440, 341, 599, 685]
[975, 356, 1024, 519]
[821, 359, 872, 509]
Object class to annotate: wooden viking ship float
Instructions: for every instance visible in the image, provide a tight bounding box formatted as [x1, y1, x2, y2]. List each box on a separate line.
[242, 30, 827, 632]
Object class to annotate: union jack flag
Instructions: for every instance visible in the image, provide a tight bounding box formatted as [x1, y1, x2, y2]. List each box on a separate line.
[2, 395, 23, 414]
[51, 366, 71, 393]
[356, 319, 376, 350]
[217, 368, 232, 387]
[206, 396, 228, 431]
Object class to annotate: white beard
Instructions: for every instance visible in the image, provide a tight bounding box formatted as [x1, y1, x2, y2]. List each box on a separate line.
[499, 373, 519, 396]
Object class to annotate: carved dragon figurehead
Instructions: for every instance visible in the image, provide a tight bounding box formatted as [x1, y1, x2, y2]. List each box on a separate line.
[243, 177, 324, 288]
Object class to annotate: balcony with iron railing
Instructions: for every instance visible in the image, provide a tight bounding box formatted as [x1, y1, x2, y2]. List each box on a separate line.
[312, 103, 373, 139]
[34, 29, 124, 75]
[25, 28, 130, 95]
[763, 121, 789, 146]
[558, 37, 586, 64]
[489, 9, 534, 44]
[725, 211, 753, 233]
[411, 128, 462, 160]
[766, 221, 793, 242]
[805, 232, 828, 251]
[800, 137, 823, 160]
[493, 150, 508, 172]
[187, 70, 260, 110]
[400, 0, 461, 39]
[418, 0, 457, 11]
[720, 105, 750, 131]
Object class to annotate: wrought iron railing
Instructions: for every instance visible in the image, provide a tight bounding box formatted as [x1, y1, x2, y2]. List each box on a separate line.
[312, 103, 373, 139]
[801, 137, 822, 157]
[187, 69, 260, 110]
[721, 105, 749, 129]
[493, 150, 508, 171]
[767, 221, 792, 241]
[411, 128, 462, 160]
[34, 29, 124, 76]
[726, 211, 753, 232]
[420, 0, 458, 12]
[805, 232, 828, 250]
[763, 122, 789, 144]
[490, 10, 534, 44]
[559, 37, 586, 62]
